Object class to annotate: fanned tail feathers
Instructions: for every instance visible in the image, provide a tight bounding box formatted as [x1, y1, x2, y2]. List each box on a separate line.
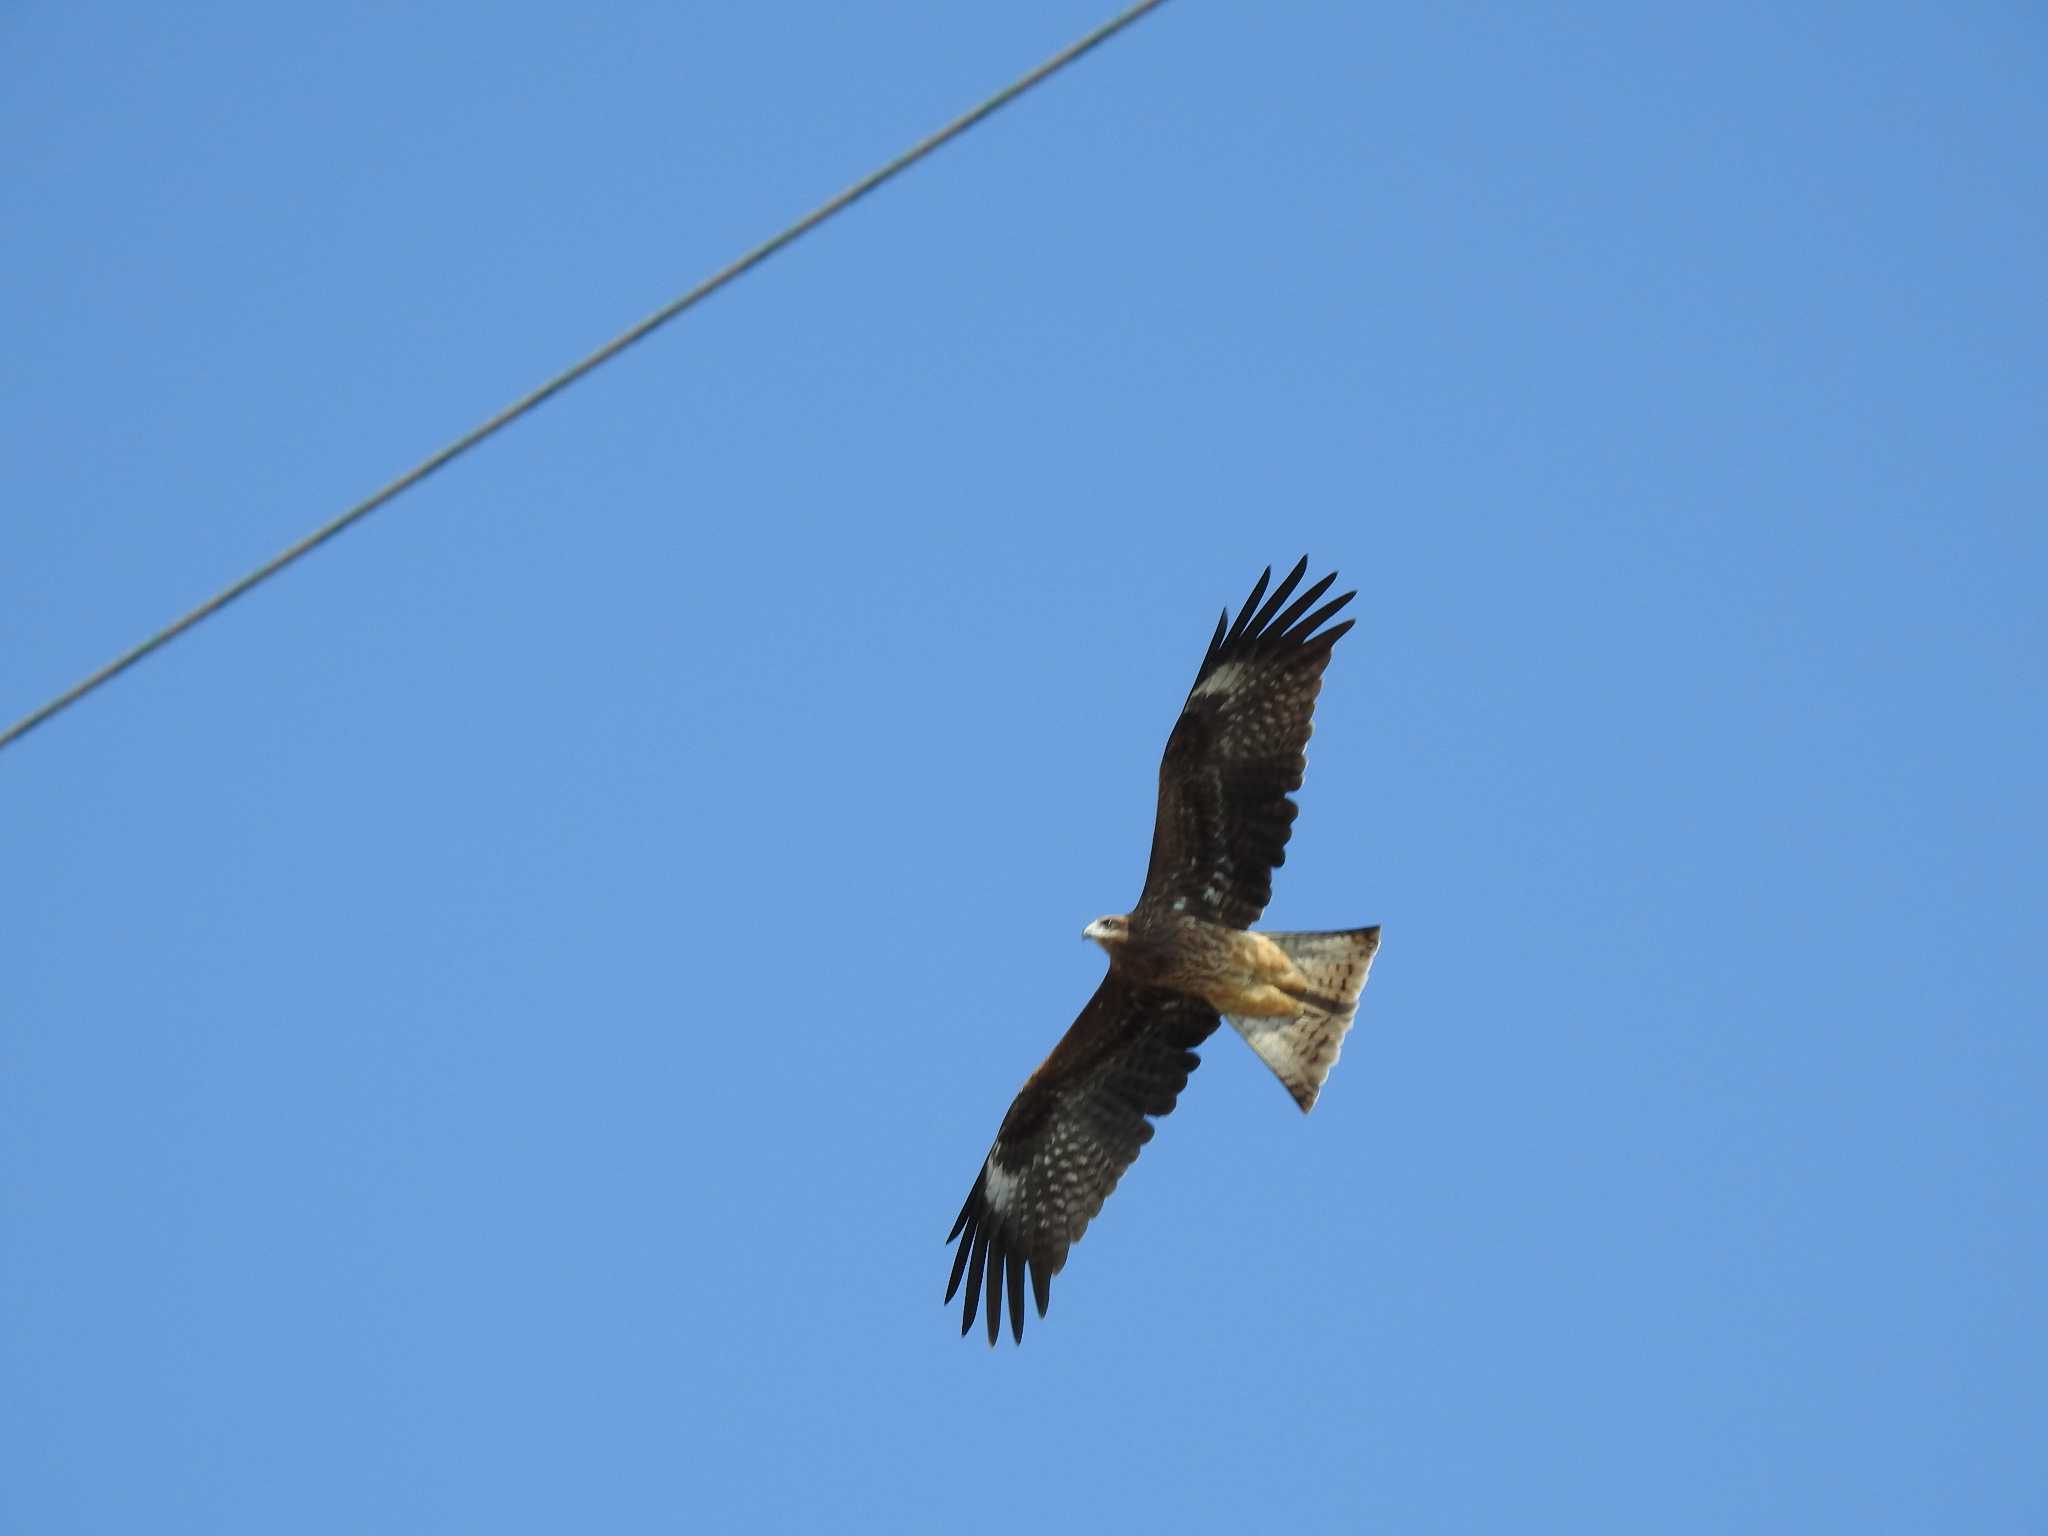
[1227, 926, 1381, 1112]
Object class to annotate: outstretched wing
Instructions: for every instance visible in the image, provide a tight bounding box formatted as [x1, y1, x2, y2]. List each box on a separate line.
[1140, 558, 1355, 930]
[945, 974, 1218, 1345]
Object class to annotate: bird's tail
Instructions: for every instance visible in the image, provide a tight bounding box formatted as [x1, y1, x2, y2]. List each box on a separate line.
[1226, 926, 1381, 1113]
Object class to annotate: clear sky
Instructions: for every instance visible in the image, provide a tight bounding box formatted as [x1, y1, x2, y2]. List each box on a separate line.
[4, 3, 2043, 1531]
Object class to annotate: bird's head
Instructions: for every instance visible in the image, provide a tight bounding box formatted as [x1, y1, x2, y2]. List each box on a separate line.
[1082, 914, 1132, 952]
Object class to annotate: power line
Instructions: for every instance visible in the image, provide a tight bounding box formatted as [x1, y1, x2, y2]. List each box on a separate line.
[0, 0, 1176, 756]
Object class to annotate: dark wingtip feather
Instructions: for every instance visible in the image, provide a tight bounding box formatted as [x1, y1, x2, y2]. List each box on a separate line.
[945, 1213, 975, 1302]
[1202, 562, 1353, 682]
[1225, 566, 1274, 645]
[984, 1239, 1003, 1346]
[1287, 589, 1357, 648]
[1299, 614, 1356, 657]
[946, 1183, 976, 1245]
[961, 1226, 989, 1336]
[1031, 1261, 1051, 1318]
[1006, 1251, 1026, 1344]
[1202, 608, 1228, 671]
[1244, 556, 1309, 641]
[1268, 570, 1338, 642]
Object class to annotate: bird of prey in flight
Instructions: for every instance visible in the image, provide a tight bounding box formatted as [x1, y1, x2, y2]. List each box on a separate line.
[945, 558, 1380, 1345]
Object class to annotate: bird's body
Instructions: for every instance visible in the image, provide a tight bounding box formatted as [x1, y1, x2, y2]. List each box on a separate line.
[945, 559, 1380, 1345]
[1089, 911, 1319, 1019]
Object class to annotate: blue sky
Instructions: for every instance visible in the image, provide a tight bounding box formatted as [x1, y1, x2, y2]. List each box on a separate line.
[3, 3, 2043, 1530]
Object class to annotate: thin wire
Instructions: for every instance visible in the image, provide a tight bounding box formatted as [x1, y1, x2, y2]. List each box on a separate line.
[0, 0, 1176, 756]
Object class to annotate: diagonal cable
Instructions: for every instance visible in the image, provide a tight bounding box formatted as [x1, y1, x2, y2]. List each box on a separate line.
[0, 0, 1176, 755]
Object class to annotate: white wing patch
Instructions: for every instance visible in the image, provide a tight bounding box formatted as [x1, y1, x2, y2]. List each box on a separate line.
[1191, 661, 1250, 700]
[981, 1155, 1024, 1218]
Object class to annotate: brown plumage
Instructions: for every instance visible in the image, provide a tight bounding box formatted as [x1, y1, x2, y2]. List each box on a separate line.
[945, 559, 1381, 1345]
